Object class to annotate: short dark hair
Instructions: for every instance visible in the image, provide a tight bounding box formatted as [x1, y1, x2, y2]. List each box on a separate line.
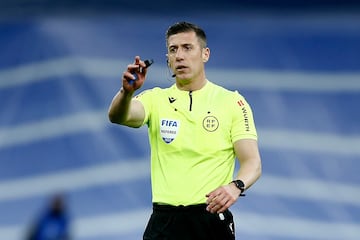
[166, 21, 207, 48]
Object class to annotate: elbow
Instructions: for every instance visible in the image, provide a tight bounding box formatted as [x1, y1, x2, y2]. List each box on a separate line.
[108, 116, 117, 124]
[108, 110, 121, 124]
[108, 110, 130, 126]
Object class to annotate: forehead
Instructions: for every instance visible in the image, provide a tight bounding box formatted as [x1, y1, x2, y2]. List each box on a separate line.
[167, 31, 198, 47]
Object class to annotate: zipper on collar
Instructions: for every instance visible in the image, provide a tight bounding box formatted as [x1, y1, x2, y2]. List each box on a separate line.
[189, 91, 193, 111]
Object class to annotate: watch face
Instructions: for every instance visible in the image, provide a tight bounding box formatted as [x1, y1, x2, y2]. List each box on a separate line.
[234, 180, 245, 190]
[231, 180, 246, 196]
[233, 180, 246, 196]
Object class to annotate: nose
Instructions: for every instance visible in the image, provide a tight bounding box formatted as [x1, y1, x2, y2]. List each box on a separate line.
[175, 48, 185, 60]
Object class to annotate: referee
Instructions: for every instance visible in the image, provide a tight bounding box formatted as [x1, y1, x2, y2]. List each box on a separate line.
[108, 21, 262, 240]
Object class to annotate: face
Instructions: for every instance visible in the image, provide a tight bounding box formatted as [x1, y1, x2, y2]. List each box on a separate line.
[167, 31, 209, 81]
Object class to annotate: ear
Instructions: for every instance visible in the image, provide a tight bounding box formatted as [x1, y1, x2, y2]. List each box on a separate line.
[202, 47, 210, 63]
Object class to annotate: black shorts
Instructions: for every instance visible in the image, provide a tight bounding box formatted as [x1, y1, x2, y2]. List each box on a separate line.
[143, 203, 235, 240]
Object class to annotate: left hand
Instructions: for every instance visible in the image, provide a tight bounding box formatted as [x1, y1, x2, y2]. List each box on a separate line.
[205, 183, 241, 213]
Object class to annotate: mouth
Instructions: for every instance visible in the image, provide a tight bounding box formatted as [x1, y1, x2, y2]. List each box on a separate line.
[175, 65, 187, 71]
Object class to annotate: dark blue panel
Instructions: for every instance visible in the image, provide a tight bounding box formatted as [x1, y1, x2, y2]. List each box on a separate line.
[0, 75, 115, 127]
[1, 13, 360, 71]
[0, 128, 150, 180]
[244, 90, 360, 135]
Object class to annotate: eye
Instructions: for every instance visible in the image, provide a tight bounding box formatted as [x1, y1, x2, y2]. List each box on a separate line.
[168, 47, 177, 54]
[184, 45, 192, 51]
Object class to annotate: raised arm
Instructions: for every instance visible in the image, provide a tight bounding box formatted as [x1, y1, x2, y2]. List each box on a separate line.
[108, 56, 148, 128]
[108, 88, 145, 127]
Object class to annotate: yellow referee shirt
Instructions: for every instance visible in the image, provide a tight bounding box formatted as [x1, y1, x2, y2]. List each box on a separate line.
[135, 81, 257, 206]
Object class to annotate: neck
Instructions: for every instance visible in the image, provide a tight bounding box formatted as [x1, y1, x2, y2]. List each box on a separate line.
[176, 74, 207, 91]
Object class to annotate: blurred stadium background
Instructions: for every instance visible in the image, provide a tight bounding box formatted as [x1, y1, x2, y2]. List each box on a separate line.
[0, 0, 360, 239]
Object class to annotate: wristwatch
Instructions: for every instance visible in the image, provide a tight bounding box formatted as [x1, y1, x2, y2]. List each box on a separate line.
[231, 180, 246, 197]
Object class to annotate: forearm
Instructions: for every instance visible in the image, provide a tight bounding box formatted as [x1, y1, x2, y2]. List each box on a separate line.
[108, 87, 134, 125]
[234, 158, 262, 191]
[206, 154, 261, 213]
[233, 139, 262, 191]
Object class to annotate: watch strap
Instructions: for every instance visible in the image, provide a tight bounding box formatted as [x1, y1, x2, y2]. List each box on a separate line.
[231, 180, 246, 197]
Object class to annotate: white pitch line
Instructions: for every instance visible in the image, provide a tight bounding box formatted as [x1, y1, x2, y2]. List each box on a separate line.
[258, 128, 360, 156]
[73, 209, 151, 239]
[0, 159, 150, 201]
[251, 175, 360, 206]
[236, 211, 360, 240]
[0, 158, 359, 207]
[0, 57, 122, 88]
[0, 110, 107, 149]
[1, 57, 360, 92]
[207, 68, 360, 92]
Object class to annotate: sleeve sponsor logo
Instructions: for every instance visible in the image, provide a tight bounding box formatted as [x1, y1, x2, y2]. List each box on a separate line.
[242, 107, 250, 131]
[237, 100, 244, 107]
[237, 99, 250, 131]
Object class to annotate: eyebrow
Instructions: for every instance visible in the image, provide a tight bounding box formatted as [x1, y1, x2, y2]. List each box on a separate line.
[168, 43, 193, 49]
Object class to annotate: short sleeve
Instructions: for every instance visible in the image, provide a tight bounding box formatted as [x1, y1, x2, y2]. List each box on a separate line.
[230, 91, 258, 142]
[134, 89, 154, 126]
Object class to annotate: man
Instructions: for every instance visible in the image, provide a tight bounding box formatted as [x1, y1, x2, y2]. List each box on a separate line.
[108, 21, 262, 240]
[26, 194, 71, 240]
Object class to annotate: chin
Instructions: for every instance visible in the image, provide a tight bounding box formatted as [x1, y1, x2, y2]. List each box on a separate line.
[176, 73, 191, 79]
